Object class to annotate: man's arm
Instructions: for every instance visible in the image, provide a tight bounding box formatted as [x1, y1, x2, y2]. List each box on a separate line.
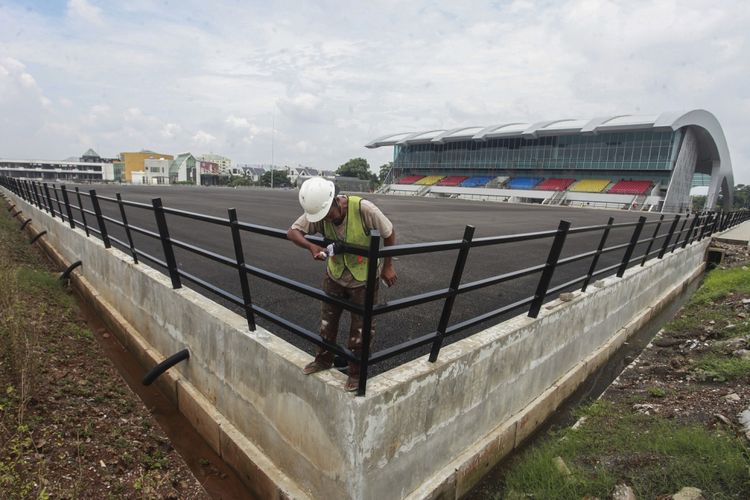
[380, 228, 397, 287]
[287, 227, 327, 261]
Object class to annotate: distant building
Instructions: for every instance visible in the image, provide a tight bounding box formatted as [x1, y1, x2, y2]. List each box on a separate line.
[197, 153, 232, 174]
[290, 166, 336, 187]
[143, 158, 171, 184]
[235, 164, 267, 182]
[119, 150, 174, 183]
[170, 153, 197, 184]
[0, 148, 115, 183]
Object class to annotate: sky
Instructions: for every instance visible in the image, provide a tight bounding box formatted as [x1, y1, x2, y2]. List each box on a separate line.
[0, 0, 748, 183]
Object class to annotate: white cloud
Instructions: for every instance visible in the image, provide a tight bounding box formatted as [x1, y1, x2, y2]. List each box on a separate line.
[0, 0, 747, 184]
[67, 0, 104, 25]
[192, 130, 216, 145]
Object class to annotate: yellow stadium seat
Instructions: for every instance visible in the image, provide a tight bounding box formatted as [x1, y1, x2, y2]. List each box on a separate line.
[569, 179, 610, 193]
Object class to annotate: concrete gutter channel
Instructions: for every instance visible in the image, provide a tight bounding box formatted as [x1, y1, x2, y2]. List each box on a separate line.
[2, 187, 720, 499]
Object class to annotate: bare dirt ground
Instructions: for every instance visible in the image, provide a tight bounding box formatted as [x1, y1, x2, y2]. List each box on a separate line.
[0, 207, 211, 498]
[605, 240, 750, 429]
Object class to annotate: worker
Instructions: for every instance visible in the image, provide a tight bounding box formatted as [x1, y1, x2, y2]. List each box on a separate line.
[287, 177, 397, 391]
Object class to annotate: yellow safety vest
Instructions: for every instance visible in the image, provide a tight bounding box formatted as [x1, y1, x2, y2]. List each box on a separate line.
[323, 196, 370, 282]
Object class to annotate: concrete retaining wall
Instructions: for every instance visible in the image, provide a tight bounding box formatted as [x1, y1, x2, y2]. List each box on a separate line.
[3, 188, 709, 499]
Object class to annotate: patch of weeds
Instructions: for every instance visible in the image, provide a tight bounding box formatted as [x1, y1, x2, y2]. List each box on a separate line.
[143, 449, 169, 471]
[693, 354, 750, 382]
[63, 323, 93, 341]
[501, 401, 750, 499]
[692, 267, 750, 304]
[647, 387, 666, 398]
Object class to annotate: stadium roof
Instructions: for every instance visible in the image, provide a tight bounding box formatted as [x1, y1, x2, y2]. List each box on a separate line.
[365, 110, 726, 148]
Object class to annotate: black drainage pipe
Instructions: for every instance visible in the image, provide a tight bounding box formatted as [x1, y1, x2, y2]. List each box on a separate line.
[30, 231, 47, 244]
[143, 349, 190, 386]
[20, 219, 31, 230]
[10, 210, 21, 218]
[59, 260, 82, 282]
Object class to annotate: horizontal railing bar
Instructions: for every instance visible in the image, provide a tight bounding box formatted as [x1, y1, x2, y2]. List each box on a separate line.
[162, 206, 230, 226]
[470, 229, 557, 247]
[128, 223, 161, 240]
[378, 239, 463, 257]
[237, 220, 293, 239]
[598, 240, 632, 255]
[589, 261, 621, 279]
[372, 288, 451, 315]
[458, 263, 546, 294]
[108, 234, 131, 251]
[242, 263, 364, 314]
[133, 248, 168, 268]
[369, 331, 440, 364]
[116, 198, 153, 209]
[250, 304, 356, 361]
[556, 249, 598, 266]
[171, 237, 236, 267]
[178, 268, 244, 306]
[547, 275, 587, 295]
[445, 295, 536, 335]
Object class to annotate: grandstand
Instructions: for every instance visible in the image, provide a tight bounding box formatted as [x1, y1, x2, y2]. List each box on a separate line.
[367, 110, 734, 212]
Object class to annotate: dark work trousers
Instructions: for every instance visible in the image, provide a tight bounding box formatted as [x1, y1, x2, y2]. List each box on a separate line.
[316, 274, 379, 377]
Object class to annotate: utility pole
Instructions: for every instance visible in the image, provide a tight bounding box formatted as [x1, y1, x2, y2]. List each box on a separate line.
[270, 113, 275, 189]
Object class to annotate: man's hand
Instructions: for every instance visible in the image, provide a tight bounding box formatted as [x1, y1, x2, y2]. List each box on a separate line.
[380, 263, 397, 287]
[309, 244, 327, 260]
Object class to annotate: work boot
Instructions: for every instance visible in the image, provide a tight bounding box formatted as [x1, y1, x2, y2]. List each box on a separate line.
[303, 357, 333, 375]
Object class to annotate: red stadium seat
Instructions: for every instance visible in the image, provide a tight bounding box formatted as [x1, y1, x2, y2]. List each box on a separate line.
[607, 180, 652, 195]
[535, 178, 575, 191]
[397, 175, 425, 184]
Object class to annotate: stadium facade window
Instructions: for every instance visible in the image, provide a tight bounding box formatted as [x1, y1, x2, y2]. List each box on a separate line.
[394, 130, 678, 176]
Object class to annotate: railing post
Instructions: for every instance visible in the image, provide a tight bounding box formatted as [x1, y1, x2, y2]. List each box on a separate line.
[683, 215, 699, 249]
[528, 220, 570, 318]
[32, 182, 44, 211]
[52, 185, 65, 222]
[582, 217, 614, 291]
[60, 185, 75, 229]
[671, 215, 689, 253]
[228, 208, 256, 331]
[617, 216, 646, 277]
[43, 183, 55, 218]
[117, 193, 139, 263]
[152, 198, 181, 289]
[640, 215, 664, 266]
[75, 188, 90, 236]
[89, 189, 111, 248]
[698, 213, 711, 240]
[28, 181, 37, 206]
[357, 229, 381, 397]
[658, 215, 680, 258]
[429, 225, 475, 362]
[709, 211, 721, 236]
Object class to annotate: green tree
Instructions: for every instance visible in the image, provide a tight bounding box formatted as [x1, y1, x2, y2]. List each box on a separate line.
[691, 195, 706, 212]
[733, 184, 750, 209]
[378, 162, 393, 183]
[337, 158, 371, 180]
[260, 169, 291, 188]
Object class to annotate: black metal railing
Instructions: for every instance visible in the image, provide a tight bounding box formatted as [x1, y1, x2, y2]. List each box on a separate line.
[2, 176, 748, 395]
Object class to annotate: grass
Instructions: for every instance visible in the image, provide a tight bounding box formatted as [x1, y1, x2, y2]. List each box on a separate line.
[501, 401, 750, 499]
[692, 266, 750, 304]
[693, 355, 750, 382]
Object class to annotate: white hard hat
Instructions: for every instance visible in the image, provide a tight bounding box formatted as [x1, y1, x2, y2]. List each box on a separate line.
[299, 177, 336, 222]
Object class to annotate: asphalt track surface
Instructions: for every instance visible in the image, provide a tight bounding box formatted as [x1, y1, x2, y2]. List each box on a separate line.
[66, 184, 670, 375]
